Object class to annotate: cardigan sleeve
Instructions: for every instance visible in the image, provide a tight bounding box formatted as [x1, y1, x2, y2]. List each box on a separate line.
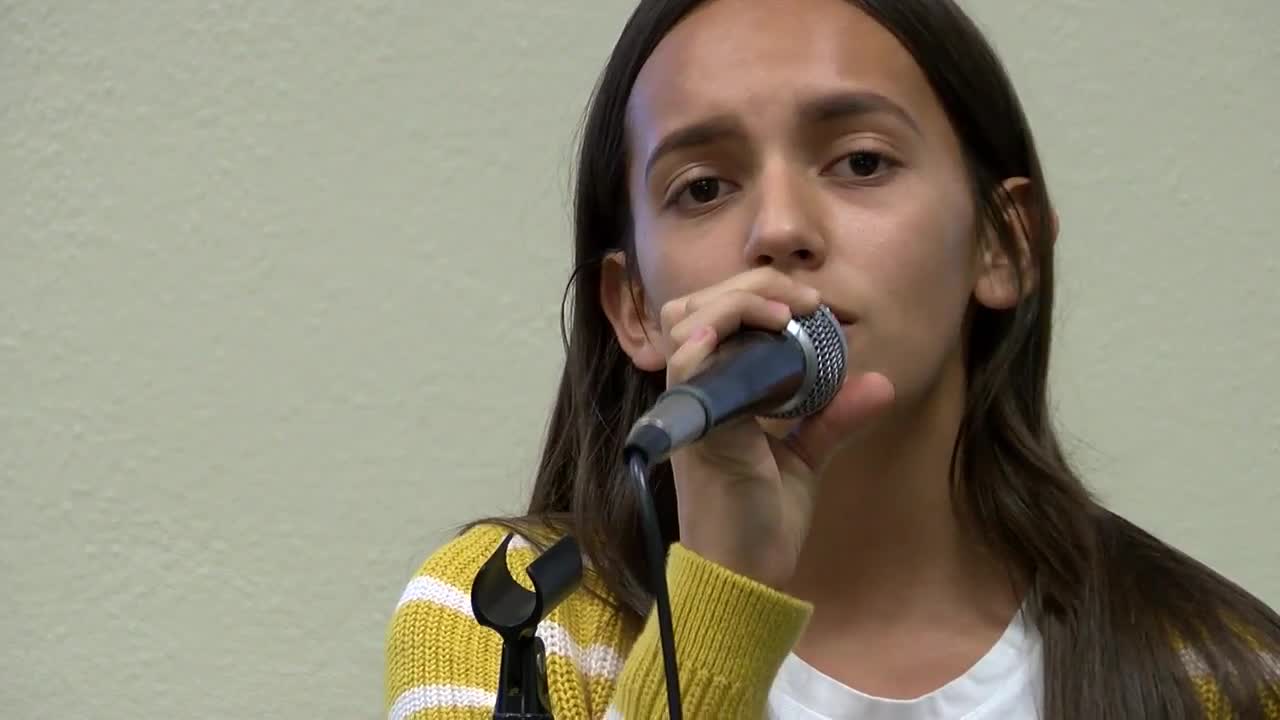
[603, 543, 813, 719]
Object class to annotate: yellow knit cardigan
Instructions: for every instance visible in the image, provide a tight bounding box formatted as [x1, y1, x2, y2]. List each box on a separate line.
[385, 524, 1271, 719]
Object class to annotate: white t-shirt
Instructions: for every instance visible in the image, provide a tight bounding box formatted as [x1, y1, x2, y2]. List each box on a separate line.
[766, 608, 1043, 719]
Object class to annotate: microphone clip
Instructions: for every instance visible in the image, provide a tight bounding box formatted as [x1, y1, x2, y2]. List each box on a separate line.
[471, 532, 583, 720]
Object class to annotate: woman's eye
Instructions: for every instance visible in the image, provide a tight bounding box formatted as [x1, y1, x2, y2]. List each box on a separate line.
[687, 178, 721, 203]
[670, 176, 736, 209]
[831, 150, 895, 180]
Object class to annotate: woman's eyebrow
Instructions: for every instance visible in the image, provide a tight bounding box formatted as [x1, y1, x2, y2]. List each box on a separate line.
[643, 115, 747, 182]
[798, 90, 922, 137]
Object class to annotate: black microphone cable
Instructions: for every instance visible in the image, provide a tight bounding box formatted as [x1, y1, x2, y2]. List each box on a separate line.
[627, 448, 684, 719]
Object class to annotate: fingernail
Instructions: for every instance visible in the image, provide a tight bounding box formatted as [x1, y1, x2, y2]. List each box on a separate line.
[771, 301, 792, 319]
[693, 325, 715, 342]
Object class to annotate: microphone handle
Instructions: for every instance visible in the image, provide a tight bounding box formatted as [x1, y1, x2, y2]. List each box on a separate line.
[625, 330, 806, 465]
[681, 330, 807, 424]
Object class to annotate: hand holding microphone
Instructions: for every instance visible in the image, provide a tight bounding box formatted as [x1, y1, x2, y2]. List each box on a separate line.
[625, 267, 896, 590]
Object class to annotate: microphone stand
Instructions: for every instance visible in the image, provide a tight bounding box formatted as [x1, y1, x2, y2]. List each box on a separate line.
[471, 533, 583, 720]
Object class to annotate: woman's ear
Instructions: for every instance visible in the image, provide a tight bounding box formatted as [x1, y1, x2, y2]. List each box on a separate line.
[599, 251, 667, 372]
[973, 177, 1056, 310]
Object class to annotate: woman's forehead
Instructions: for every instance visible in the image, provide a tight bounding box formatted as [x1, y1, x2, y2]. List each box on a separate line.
[626, 0, 936, 140]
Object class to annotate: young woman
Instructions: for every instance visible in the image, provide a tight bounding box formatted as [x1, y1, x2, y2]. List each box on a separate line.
[386, 0, 1280, 717]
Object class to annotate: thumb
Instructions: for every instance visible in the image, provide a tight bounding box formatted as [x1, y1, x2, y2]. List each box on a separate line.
[782, 371, 896, 473]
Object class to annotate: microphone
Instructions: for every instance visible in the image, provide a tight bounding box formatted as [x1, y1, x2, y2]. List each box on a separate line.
[624, 304, 848, 466]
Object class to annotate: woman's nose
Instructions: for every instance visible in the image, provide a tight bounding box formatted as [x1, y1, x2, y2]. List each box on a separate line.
[743, 167, 827, 271]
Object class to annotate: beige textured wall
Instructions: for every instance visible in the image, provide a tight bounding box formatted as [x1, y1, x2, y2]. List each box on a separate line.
[2, 1, 1276, 717]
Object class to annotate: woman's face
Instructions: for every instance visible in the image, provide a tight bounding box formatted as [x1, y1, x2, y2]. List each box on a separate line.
[612, 0, 1023, 409]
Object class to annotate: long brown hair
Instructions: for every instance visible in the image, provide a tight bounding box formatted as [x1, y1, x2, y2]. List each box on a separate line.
[473, 1, 1280, 716]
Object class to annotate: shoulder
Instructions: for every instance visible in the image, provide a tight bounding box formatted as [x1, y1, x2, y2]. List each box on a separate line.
[398, 523, 539, 598]
[385, 523, 631, 718]
[1094, 511, 1280, 716]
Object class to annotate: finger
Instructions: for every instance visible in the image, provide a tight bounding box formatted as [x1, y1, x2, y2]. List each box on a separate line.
[679, 268, 821, 324]
[782, 371, 896, 473]
[669, 291, 792, 348]
[658, 296, 693, 339]
[667, 324, 720, 385]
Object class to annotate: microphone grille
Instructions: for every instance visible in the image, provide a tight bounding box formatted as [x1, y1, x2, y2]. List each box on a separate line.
[764, 304, 848, 420]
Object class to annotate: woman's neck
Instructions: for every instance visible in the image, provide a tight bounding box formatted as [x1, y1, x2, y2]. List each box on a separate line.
[782, 356, 1020, 633]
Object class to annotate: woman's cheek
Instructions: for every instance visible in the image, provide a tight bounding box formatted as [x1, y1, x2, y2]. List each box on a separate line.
[860, 248, 973, 394]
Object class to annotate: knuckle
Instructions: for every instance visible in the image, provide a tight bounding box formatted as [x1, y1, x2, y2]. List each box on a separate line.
[725, 295, 747, 310]
[659, 298, 685, 329]
[669, 317, 695, 345]
[725, 288, 759, 309]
